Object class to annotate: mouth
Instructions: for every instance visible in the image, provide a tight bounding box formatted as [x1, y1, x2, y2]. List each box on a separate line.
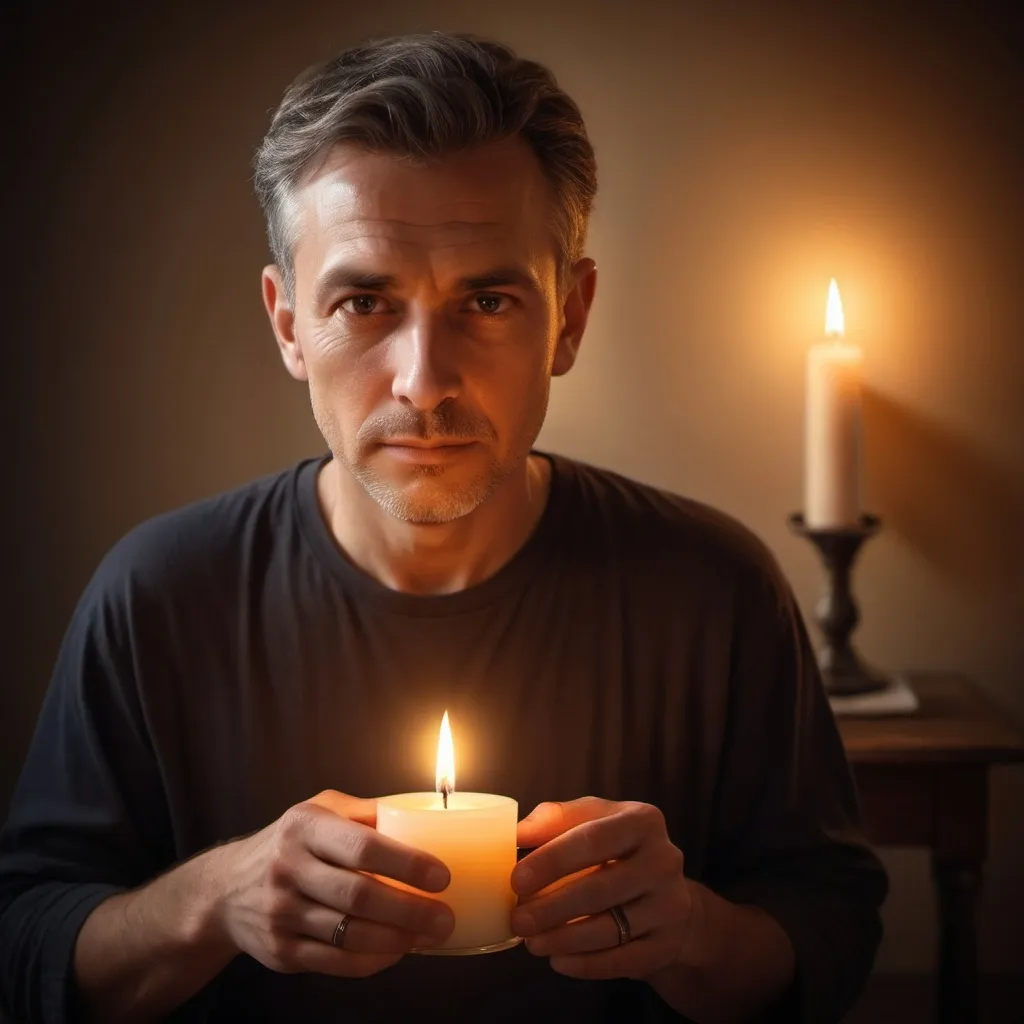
[378, 439, 478, 463]
[381, 439, 476, 449]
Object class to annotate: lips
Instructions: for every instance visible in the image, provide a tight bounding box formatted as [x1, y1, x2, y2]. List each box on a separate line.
[382, 440, 475, 449]
[377, 440, 478, 463]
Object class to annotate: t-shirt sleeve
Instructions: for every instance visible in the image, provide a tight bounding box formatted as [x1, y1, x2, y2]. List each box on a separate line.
[0, 555, 173, 1024]
[701, 554, 889, 1024]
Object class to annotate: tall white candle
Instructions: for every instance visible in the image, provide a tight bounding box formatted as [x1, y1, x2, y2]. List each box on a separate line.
[805, 279, 863, 528]
[376, 712, 518, 954]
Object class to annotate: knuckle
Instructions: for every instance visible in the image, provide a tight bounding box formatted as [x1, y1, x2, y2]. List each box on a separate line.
[263, 888, 294, 925]
[266, 849, 295, 888]
[338, 828, 373, 871]
[347, 877, 374, 917]
[665, 843, 685, 875]
[280, 804, 315, 843]
[577, 821, 602, 862]
[638, 803, 666, 831]
[537, 800, 564, 824]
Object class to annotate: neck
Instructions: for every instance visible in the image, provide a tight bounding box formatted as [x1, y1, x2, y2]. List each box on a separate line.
[316, 453, 552, 595]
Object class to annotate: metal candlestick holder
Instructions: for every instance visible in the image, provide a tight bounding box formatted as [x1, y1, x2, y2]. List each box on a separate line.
[788, 512, 889, 697]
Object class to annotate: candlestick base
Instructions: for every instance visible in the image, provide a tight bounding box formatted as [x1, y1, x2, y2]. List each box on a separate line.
[788, 512, 890, 698]
[411, 935, 522, 956]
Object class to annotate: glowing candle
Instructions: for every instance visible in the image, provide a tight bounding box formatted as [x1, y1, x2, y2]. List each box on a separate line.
[805, 278, 863, 527]
[376, 712, 518, 954]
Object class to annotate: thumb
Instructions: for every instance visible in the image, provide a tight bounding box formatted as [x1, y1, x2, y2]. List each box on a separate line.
[516, 800, 575, 848]
[306, 789, 378, 826]
[516, 802, 562, 848]
[517, 796, 616, 848]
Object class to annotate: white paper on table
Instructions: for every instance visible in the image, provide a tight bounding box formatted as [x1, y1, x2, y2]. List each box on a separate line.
[828, 675, 920, 717]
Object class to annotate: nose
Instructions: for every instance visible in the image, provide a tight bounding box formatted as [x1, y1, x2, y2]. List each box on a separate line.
[390, 310, 462, 412]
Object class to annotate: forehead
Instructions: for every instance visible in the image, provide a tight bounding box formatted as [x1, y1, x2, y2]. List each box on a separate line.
[290, 137, 557, 288]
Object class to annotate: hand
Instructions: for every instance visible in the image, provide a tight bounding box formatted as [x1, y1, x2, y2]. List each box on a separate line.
[210, 790, 455, 977]
[511, 797, 694, 980]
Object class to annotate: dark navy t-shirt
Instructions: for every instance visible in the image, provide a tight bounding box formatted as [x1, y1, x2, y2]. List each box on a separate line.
[0, 452, 887, 1023]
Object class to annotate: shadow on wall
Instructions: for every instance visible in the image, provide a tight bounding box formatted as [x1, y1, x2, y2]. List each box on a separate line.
[863, 387, 1024, 597]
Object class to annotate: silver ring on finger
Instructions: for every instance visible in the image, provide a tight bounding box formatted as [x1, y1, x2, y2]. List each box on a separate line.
[609, 904, 632, 946]
[331, 914, 352, 949]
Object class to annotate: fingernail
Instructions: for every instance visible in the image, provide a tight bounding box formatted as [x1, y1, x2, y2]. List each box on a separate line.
[425, 865, 449, 891]
[430, 909, 454, 936]
[512, 909, 535, 936]
[514, 864, 536, 893]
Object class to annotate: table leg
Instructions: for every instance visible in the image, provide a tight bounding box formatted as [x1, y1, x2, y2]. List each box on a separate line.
[931, 854, 982, 1024]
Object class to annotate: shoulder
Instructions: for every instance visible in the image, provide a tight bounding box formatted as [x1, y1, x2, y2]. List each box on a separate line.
[85, 459, 310, 607]
[549, 453, 788, 601]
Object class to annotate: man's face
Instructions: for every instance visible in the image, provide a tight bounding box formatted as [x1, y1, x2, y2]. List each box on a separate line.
[265, 137, 591, 525]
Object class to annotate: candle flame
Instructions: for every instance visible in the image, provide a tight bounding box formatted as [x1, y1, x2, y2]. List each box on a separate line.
[825, 278, 845, 337]
[435, 710, 455, 798]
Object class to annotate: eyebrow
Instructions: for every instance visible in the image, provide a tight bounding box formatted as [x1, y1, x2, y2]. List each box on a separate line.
[312, 268, 395, 306]
[459, 266, 541, 293]
[312, 263, 542, 306]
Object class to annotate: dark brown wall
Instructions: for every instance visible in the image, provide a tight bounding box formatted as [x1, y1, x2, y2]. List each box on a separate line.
[2, 0, 1022, 976]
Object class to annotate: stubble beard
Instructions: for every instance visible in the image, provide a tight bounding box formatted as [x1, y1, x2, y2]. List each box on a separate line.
[312, 388, 549, 526]
[352, 455, 506, 525]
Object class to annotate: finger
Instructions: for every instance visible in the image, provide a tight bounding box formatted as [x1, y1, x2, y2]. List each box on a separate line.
[276, 939, 406, 979]
[305, 789, 377, 826]
[516, 797, 616, 850]
[550, 935, 672, 981]
[291, 897, 442, 954]
[513, 856, 646, 936]
[514, 841, 682, 934]
[296, 806, 450, 893]
[294, 850, 455, 939]
[523, 892, 660, 956]
[514, 864, 602, 906]
[513, 803, 664, 896]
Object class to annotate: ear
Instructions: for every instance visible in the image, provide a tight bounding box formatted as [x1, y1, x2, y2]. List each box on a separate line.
[552, 258, 597, 377]
[262, 264, 307, 382]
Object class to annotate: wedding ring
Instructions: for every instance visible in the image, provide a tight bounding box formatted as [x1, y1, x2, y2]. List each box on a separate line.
[331, 914, 352, 949]
[609, 904, 632, 945]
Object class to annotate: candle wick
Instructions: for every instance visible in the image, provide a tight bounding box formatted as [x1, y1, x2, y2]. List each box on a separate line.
[441, 782, 450, 809]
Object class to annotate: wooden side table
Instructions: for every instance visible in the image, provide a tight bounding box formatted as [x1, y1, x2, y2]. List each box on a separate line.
[836, 673, 1024, 1024]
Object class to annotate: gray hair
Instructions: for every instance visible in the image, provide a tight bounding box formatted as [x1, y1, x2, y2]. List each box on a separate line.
[253, 32, 597, 306]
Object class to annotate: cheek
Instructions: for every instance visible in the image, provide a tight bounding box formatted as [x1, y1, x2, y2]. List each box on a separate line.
[304, 329, 388, 413]
[476, 328, 554, 407]
[494, 342, 552, 401]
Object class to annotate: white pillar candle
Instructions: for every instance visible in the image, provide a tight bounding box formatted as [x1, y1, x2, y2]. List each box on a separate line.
[376, 712, 518, 954]
[804, 279, 863, 528]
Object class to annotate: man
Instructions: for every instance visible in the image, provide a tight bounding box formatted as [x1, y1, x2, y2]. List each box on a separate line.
[0, 31, 886, 1024]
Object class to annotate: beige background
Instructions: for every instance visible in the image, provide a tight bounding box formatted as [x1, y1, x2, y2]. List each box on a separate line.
[3, 0, 1022, 982]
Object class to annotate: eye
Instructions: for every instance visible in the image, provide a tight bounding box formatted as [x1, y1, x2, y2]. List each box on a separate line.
[339, 294, 386, 315]
[472, 293, 512, 315]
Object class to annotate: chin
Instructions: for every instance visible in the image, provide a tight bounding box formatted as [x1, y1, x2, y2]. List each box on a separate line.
[383, 490, 486, 525]
[345, 442, 516, 524]
[366, 472, 494, 525]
